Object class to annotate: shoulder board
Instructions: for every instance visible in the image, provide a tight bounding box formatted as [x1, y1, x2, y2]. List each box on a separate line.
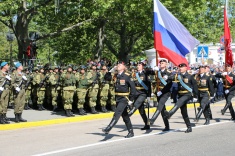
[124, 72, 130, 76]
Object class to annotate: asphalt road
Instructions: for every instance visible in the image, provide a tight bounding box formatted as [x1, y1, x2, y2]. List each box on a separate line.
[0, 104, 235, 156]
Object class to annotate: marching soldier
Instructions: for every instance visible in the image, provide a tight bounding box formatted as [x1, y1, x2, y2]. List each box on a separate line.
[102, 61, 136, 138]
[195, 65, 215, 125]
[61, 65, 76, 117]
[128, 62, 152, 130]
[215, 64, 235, 120]
[149, 59, 173, 131]
[99, 65, 112, 113]
[164, 63, 198, 133]
[11, 62, 27, 122]
[0, 62, 11, 124]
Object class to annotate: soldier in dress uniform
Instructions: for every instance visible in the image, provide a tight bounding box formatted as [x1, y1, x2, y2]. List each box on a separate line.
[195, 65, 215, 125]
[215, 64, 235, 120]
[149, 59, 173, 131]
[102, 61, 136, 138]
[164, 63, 198, 133]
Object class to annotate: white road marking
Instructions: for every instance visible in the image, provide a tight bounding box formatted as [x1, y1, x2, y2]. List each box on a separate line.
[33, 121, 233, 156]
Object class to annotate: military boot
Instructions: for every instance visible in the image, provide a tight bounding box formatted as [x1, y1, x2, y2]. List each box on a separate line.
[80, 108, 87, 115]
[128, 107, 137, 117]
[164, 105, 179, 119]
[15, 114, 20, 123]
[102, 118, 117, 134]
[65, 109, 71, 117]
[69, 110, 75, 117]
[101, 106, 108, 113]
[125, 121, 134, 138]
[204, 118, 210, 125]
[18, 113, 27, 122]
[53, 105, 58, 112]
[184, 117, 192, 133]
[0, 114, 5, 124]
[91, 107, 99, 114]
[3, 114, 10, 124]
[140, 125, 150, 130]
[37, 104, 44, 111]
[150, 110, 160, 125]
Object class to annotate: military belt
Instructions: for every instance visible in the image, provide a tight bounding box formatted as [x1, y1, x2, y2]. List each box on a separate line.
[178, 90, 189, 94]
[223, 85, 231, 88]
[115, 92, 130, 96]
[159, 86, 164, 89]
[136, 86, 145, 90]
[198, 88, 209, 91]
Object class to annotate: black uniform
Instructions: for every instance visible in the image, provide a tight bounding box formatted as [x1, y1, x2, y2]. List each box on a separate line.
[102, 71, 136, 138]
[150, 69, 173, 131]
[164, 71, 198, 133]
[215, 72, 235, 119]
[128, 70, 152, 130]
[195, 73, 215, 125]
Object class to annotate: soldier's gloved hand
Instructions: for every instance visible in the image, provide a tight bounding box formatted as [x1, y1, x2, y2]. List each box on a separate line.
[210, 97, 214, 100]
[15, 87, 20, 92]
[193, 98, 198, 102]
[153, 66, 159, 71]
[222, 72, 228, 76]
[225, 89, 229, 94]
[151, 93, 155, 97]
[157, 91, 162, 97]
[0, 87, 4, 91]
[128, 101, 133, 106]
[22, 75, 27, 81]
[163, 75, 168, 80]
[147, 97, 151, 103]
[5, 75, 11, 80]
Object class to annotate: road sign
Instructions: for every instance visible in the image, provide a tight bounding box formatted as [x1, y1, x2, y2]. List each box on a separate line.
[197, 46, 209, 58]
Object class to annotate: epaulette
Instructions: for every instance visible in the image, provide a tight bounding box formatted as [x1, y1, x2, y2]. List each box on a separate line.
[124, 72, 130, 76]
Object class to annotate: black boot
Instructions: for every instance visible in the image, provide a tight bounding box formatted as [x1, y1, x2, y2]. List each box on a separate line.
[101, 106, 108, 113]
[15, 114, 20, 123]
[38, 104, 43, 111]
[18, 113, 27, 122]
[0, 114, 5, 124]
[3, 114, 10, 124]
[111, 105, 116, 112]
[24, 103, 31, 110]
[128, 107, 137, 117]
[141, 125, 150, 130]
[69, 110, 75, 117]
[165, 105, 179, 119]
[65, 110, 71, 117]
[184, 117, 192, 133]
[150, 110, 160, 125]
[78, 108, 87, 115]
[53, 105, 58, 112]
[204, 118, 210, 125]
[162, 127, 170, 131]
[195, 108, 203, 122]
[125, 129, 134, 138]
[102, 118, 117, 134]
[91, 107, 99, 114]
[221, 103, 230, 115]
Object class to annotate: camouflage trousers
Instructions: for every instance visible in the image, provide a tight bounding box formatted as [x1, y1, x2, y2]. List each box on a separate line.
[99, 84, 109, 106]
[88, 84, 99, 108]
[62, 86, 76, 110]
[14, 89, 26, 114]
[76, 88, 87, 109]
[0, 89, 10, 114]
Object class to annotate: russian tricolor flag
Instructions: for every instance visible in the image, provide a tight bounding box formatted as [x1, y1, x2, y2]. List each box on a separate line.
[154, 0, 200, 66]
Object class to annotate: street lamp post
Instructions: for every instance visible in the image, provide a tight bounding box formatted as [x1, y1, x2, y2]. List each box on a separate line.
[6, 32, 15, 66]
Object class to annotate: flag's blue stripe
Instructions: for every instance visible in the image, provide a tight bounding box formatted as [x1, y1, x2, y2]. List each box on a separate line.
[154, 12, 189, 57]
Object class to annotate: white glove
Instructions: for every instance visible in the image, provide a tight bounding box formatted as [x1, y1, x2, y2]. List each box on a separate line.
[193, 98, 198, 102]
[128, 101, 133, 105]
[157, 91, 162, 97]
[0, 87, 4, 91]
[15, 87, 20, 92]
[163, 75, 168, 80]
[22, 75, 27, 81]
[222, 72, 228, 76]
[109, 66, 117, 73]
[225, 89, 229, 94]
[147, 97, 151, 103]
[153, 66, 159, 71]
[210, 97, 214, 100]
[5, 75, 11, 80]
[151, 93, 155, 97]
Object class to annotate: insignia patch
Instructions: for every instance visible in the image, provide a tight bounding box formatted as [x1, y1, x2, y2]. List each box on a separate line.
[200, 79, 207, 86]
[120, 80, 126, 85]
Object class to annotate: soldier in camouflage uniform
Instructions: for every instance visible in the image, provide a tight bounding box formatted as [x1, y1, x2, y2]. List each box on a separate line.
[24, 68, 33, 110]
[108, 66, 118, 112]
[33, 67, 48, 110]
[11, 62, 27, 122]
[45, 67, 54, 109]
[99, 65, 112, 113]
[61, 65, 76, 117]
[32, 67, 39, 108]
[8, 67, 16, 109]
[87, 64, 100, 114]
[76, 65, 89, 115]
[0, 62, 11, 124]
